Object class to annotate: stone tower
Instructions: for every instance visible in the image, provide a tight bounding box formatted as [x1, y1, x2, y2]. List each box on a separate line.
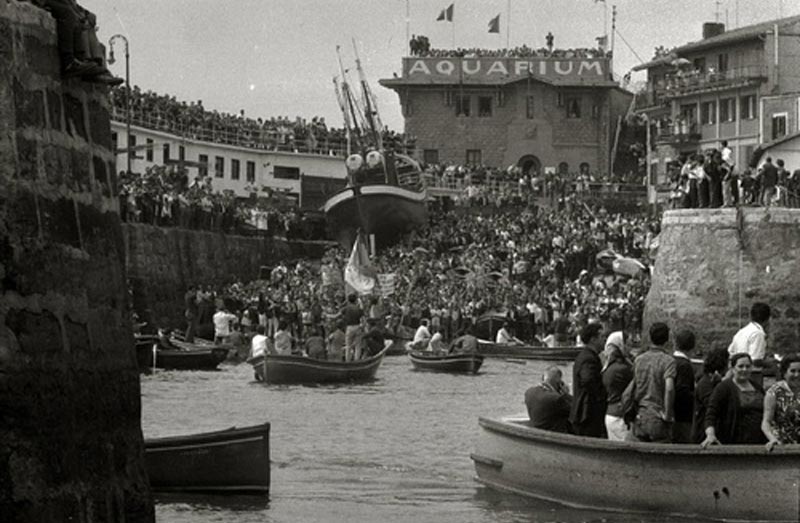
[0, 1, 154, 520]
[644, 208, 800, 356]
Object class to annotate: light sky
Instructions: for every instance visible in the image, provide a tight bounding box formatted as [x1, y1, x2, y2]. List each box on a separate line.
[83, 0, 792, 131]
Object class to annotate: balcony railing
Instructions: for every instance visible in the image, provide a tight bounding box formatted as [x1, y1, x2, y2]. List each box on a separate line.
[662, 65, 767, 96]
[654, 121, 701, 144]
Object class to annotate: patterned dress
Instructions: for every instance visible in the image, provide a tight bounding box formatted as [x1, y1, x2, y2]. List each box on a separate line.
[767, 381, 800, 444]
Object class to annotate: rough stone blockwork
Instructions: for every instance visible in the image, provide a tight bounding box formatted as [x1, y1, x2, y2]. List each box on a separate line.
[0, 1, 154, 521]
[644, 208, 800, 355]
[123, 223, 292, 329]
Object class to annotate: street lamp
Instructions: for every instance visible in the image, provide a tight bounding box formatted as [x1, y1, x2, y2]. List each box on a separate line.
[108, 35, 131, 175]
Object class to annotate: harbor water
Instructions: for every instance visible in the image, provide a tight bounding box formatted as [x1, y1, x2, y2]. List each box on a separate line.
[143, 357, 686, 523]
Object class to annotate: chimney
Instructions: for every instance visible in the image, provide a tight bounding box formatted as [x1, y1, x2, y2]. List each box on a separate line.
[703, 22, 725, 39]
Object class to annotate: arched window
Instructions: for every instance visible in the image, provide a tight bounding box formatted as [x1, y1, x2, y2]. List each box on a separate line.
[579, 162, 590, 175]
[558, 162, 569, 175]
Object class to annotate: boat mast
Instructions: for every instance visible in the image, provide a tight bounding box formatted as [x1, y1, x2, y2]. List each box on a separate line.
[333, 75, 352, 156]
[352, 38, 383, 150]
[336, 45, 365, 151]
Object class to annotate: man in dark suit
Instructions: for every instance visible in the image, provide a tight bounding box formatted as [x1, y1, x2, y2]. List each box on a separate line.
[569, 323, 608, 438]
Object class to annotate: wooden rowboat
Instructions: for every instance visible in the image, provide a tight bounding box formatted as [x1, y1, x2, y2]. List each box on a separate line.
[408, 351, 484, 374]
[145, 423, 270, 494]
[135, 336, 229, 371]
[248, 347, 388, 385]
[477, 340, 581, 362]
[472, 415, 800, 522]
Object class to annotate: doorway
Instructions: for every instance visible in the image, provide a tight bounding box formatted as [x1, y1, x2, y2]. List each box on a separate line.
[517, 155, 541, 176]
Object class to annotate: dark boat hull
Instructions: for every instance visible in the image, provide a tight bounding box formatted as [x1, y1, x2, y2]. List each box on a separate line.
[473, 416, 800, 522]
[145, 423, 270, 494]
[409, 351, 484, 373]
[249, 348, 387, 385]
[477, 341, 581, 361]
[135, 336, 229, 371]
[323, 184, 428, 248]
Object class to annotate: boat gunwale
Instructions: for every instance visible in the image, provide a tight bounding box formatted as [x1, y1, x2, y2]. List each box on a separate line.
[408, 352, 484, 363]
[477, 416, 800, 457]
[146, 423, 271, 448]
[323, 183, 427, 213]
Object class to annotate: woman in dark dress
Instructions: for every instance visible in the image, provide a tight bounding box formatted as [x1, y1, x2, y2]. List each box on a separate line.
[691, 347, 728, 443]
[701, 353, 766, 448]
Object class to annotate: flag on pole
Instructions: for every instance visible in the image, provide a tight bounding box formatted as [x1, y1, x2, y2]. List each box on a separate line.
[488, 14, 500, 33]
[596, 35, 608, 49]
[344, 233, 376, 294]
[437, 3, 454, 21]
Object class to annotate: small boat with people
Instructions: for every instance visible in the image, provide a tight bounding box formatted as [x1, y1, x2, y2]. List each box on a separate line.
[408, 350, 484, 374]
[134, 334, 230, 371]
[145, 422, 270, 494]
[471, 414, 800, 522]
[476, 340, 582, 362]
[248, 347, 388, 385]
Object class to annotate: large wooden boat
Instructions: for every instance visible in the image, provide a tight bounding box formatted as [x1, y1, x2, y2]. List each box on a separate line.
[472, 415, 800, 522]
[477, 340, 581, 362]
[135, 335, 229, 371]
[248, 347, 388, 385]
[145, 423, 270, 494]
[408, 351, 484, 374]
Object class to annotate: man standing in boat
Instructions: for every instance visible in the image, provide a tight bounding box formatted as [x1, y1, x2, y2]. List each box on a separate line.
[341, 294, 364, 362]
[629, 323, 676, 443]
[526, 366, 573, 434]
[569, 323, 608, 438]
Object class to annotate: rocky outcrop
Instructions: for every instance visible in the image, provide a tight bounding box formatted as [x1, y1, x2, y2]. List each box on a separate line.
[0, 1, 153, 520]
[644, 208, 800, 355]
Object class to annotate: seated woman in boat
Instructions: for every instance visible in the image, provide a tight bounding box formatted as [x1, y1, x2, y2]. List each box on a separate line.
[525, 366, 573, 434]
[692, 347, 728, 443]
[427, 326, 447, 353]
[304, 325, 327, 360]
[496, 322, 525, 345]
[273, 321, 294, 356]
[762, 353, 800, 450]
[701, 353, 766, 448]
[326, 321, 346, 362]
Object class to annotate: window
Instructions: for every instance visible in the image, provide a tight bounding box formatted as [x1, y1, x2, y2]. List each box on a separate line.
[128, 134, 136, 148]
[591, 103, 600, 119]
[198, 154, 208, 177]
[274, 165, 300, 179]
[717, 53, 729, 72]
[680, 104, 697, 126]
[112, 132, 118, 151]
[558, 162, 569, 174]
[693, 57, 706, 72]
[526, 95, 535, 119]
[565, 97, 581, 119]
[246, 161, 256, 183]
[163, 143, 170, 163]
[214, 156, 224, 178]
[231, 159, 240, 180]
[146, 138, 154, 161]
[701, 101, 716, 125]
[179, 145, 185, 161]
[772, 113, 787, 140]
[719, 98, 736, 122]
[423, 149, 439, 165]
[466, 149, 482, 165]
[455, 94, 470, 116]
[557, 92, 564, 107]
[478, 96, 492, 117]
[741, 95, 757, 120]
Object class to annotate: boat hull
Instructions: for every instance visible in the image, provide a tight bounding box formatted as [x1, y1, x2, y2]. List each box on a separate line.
[477, 341, 580, 361]
[323, 184, 428, 248]
[472, 416, 800, 522]
[249, 349, 387, 385]
[409, 351, 484, 373]
[145, 423, 270, 494]
[135, 336, 229, 371]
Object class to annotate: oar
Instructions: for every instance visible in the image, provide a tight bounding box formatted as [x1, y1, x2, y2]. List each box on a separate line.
[502, 358, 527, 365]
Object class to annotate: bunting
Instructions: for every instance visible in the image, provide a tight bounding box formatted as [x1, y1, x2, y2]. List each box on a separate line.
[437, 3, 454, 21]
[488, 14, 500, 33]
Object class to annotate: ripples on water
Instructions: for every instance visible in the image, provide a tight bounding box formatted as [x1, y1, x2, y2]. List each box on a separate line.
[142, 357, 688, 523]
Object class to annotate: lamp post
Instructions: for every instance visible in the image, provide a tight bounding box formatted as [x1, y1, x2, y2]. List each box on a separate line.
[108, 35, 130, 175]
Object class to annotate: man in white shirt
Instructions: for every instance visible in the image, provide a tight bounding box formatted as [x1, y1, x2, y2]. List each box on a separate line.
[212, 306, 237, 345]
[496, 322, 524, 345]
[250, 324, 270, 359]
[728, 302, 770, 366]
[412, 319, 431, 350]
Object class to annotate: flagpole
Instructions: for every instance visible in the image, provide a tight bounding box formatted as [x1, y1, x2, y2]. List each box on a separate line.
[452, 16, 456, 48]
[506, 0, 511, 48]
[405, 0, 410, 55]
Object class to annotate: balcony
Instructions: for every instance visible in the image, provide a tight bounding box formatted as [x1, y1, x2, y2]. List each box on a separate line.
[661, 65, 767, 97]
[654, 121, 701, 145]
[634, 88, 668, 111]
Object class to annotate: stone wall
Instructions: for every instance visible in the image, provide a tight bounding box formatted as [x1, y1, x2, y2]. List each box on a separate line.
[123, 224, 294, 329]
[644, 208, 800, 355]
[0, 1, 153, 521]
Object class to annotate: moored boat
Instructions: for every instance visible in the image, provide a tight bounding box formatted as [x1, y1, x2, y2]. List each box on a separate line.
[477, 340, 581, 362]
[145, 423, 270, 494]
[248, 347, 388, 385]
[408, 351, 484, 374]
[135, 335, 229, 371]
[472, 415, 800, 522]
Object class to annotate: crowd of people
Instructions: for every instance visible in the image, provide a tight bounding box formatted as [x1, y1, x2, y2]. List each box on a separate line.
[667, 142, 800, 209]
[409, 34, 609, 59]
[525, 302, 800, 450]
[110, 86, 415, 156]
[165, 202, 658, 364]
